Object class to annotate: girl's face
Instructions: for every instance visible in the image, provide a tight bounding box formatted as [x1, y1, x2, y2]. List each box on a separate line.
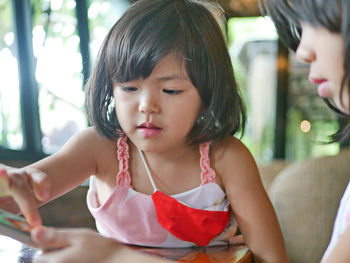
[296, 22, 349, 113]
[113, 54, 202, 153]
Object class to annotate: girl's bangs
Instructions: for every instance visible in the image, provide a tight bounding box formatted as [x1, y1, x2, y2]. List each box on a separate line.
[106, 9, 187, 84]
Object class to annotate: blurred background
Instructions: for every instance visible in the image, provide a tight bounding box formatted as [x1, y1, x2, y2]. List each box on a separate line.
[0, 0, 344, 165]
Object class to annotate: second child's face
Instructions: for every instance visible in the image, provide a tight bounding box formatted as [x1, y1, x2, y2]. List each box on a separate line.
[113, 53, 202, 153]
[296, 22, 349, 113]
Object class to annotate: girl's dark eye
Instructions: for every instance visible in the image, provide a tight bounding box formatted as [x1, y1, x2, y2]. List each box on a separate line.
[121, 86, 137, 92]
[162, 89, 182, 95]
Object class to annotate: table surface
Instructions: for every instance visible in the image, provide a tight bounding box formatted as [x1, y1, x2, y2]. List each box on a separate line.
[0, 235, 252, 263]
[135, 244, 252, 263]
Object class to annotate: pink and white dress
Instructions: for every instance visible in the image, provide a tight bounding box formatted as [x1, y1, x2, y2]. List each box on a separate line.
[87, 136, 243, 247]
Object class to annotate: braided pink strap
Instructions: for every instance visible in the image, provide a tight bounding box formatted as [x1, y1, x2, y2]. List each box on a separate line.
[116, 136, 132, 188]
[199, 142, 216, 185]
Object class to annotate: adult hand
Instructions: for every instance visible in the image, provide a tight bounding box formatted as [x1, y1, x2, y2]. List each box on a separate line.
[0, 164, 50, 227]
[31, 226, 169, 263]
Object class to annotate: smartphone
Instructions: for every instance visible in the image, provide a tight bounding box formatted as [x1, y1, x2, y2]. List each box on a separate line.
[0, 208, 41, 249]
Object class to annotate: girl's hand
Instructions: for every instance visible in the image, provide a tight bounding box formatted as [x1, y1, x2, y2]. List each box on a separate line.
[0, 164, 51, 227]
[31, 227, 169, 263]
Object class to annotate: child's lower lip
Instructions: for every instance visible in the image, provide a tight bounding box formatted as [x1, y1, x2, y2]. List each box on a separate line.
[317, 81, 331, 98]
[137, 128, 162, 137]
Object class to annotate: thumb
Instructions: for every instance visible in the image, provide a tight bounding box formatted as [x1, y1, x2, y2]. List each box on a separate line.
[31, 226, 71, 250]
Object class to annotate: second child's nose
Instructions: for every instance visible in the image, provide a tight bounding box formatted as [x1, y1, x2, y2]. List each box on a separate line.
[296, 44, 316, 64]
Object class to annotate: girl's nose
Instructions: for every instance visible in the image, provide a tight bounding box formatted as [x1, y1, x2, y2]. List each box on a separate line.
[296, 44, 316, 64]
[138, 95, 160, 115]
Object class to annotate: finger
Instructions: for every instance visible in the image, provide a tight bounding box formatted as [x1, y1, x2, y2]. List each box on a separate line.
[0, 166, 51, 201]
[8, 172, 42, 227]
[32, 226, 75, 250]
[34, 252, 68, 263]
[33, 246, 74, 263]
[32, 227, 90, 263]
[0, 196, 20, 214]
[0, 169, 12, 196]
[23, 169, 51, 201]
[0, 169, 41, 226]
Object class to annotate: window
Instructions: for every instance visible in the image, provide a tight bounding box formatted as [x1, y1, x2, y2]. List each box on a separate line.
[88, 0, 129, 62]
[0, 0, 130, 161]
[228, 16, 278, 163]
[0, 0, 23, 151]
[32, 0, 87, 153]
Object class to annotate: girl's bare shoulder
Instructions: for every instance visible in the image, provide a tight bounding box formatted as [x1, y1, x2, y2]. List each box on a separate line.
[55, 127, 118, 173]
[211, 136, 254, 163]
[59, 127, 116, 155]
[211, 136, 259, 183]
[75, 127, 119, 172]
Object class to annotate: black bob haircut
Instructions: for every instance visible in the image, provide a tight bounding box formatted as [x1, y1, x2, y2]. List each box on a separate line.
[86, 0, 246, 145]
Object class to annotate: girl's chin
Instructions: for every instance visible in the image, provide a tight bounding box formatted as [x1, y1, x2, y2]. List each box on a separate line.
[316, 81, 333, 98]
[334, 101, 350, 114]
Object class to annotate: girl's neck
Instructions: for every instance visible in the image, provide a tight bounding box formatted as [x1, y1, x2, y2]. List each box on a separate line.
[129, 140, 197, 163]
[128, 140, 202, 194]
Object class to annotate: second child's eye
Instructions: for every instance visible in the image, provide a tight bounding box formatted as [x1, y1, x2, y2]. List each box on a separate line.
[162, 89, 182, 95]
[121, 86, 138, 92]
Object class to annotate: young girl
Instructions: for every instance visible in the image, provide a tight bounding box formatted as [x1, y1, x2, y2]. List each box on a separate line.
[0, 0, 288, 262]
[262, 0, 350, 262]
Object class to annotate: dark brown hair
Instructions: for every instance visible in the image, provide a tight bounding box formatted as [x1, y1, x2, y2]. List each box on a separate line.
[260, 0, 350, 142]
[86, 0, 246, 144]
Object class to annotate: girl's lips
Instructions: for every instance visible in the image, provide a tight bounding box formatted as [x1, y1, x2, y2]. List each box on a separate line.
[309, 77, 327, 85]
[137, 122, 160, 129]
[137, 123, 162, 137]
[137, 128, 162, 137]
[309, 78, 331, 98]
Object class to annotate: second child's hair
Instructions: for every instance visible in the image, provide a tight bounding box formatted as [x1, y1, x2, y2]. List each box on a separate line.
[260, 0, 350, 141]
[86, 0, 246, 145]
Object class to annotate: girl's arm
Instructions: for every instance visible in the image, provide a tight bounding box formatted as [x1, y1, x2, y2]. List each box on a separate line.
[322, 225, 350, 263]
[28, 127, 108, 201]
[0, 127, 110, 226]
[214, 136, 289, 263]
[31, 226, 171, 263]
